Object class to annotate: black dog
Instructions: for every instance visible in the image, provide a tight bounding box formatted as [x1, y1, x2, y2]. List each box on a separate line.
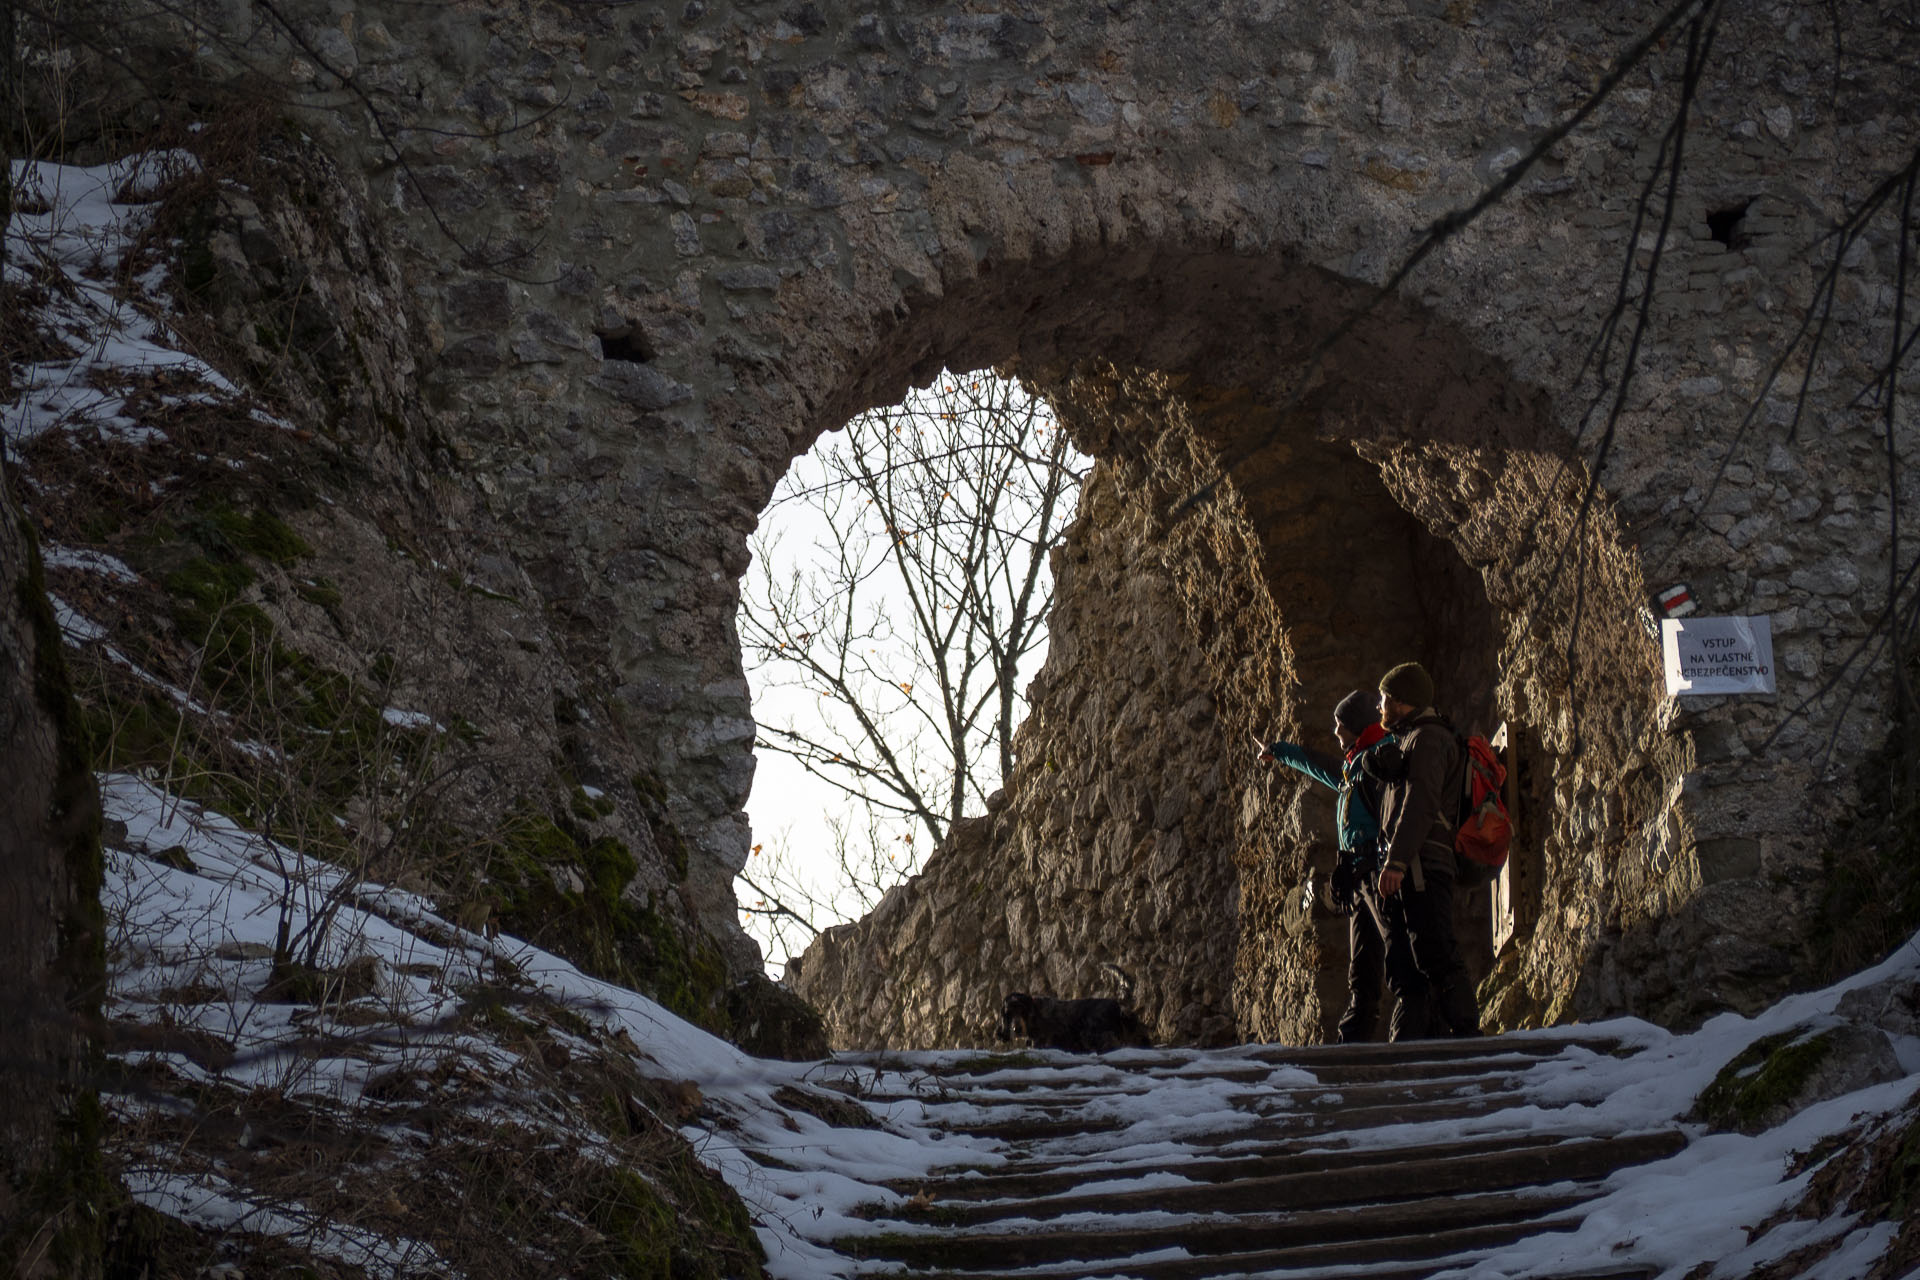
[998, 966, 1153, 1053]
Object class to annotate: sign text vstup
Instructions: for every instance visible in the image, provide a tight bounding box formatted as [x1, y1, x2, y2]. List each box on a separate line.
[1661, 615, 1776, 696]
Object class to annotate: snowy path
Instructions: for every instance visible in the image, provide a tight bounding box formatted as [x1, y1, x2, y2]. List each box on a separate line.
[815, 1036, 1682, 1278]
[93, 774, 1920, 1278]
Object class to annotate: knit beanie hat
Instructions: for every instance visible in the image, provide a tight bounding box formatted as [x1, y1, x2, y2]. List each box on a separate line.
[1378, 661, 1435, 709]
[1333, 690, 1373, 732]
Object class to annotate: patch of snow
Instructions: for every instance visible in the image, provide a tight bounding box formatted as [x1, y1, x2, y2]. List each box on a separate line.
[126, 1167, 451, 1279]
[3, 153, 249, 448]
[93, 769, 1920, 1280]
[42, 543, 141, 582]
[105, 645, 214, 715]
[1799, 1221, 1901, 1279]
[49, 593, 106, 643]
[381, 707, 442, 731]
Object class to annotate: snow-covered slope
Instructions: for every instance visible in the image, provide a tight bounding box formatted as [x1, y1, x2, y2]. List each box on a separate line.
[100, 772, 1920, 1279]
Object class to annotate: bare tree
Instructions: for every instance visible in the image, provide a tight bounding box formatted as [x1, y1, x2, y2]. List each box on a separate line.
[736, 374, 1086, 957]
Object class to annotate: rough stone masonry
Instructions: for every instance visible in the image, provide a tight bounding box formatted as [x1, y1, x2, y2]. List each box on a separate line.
[130, 0, 1920, 1044]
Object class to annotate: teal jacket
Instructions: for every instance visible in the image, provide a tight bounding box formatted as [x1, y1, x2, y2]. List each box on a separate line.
[1267, 736, 1391, 855]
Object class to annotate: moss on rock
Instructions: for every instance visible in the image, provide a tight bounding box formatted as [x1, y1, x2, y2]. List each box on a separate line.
[1695, 1028, 1836, 1133]
[484, 809, 730, 1034]
[630, 770, 690, 878]
[584, 1152, 763, 1280]
[586, 1168, 677, 1278]
[8, 509, 109, 1279]
[771, 1083, 879, 1130]
[1876, 1111, 1920, 1223]
[200, 505, 310, 565]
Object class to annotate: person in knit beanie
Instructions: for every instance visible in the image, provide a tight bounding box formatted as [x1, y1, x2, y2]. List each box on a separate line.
[1377, 661, 1435, 714]
[1332, 689, 1374, 735]
[1259, 692, 1426, 1042]
[1365, 660, 1480, 1038]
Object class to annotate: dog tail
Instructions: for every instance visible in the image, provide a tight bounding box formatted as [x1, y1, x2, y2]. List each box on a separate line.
[1098, 963, 1135, 1006]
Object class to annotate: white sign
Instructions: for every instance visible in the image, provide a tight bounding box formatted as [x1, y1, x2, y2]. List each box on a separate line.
[1662, 615, 1776, 696]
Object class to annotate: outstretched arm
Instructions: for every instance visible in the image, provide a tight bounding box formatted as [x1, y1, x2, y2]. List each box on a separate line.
[1261, 741, 1342, 791]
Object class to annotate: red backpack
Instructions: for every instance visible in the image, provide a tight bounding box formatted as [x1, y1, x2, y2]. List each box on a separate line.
[1454, 735, 1512, 874]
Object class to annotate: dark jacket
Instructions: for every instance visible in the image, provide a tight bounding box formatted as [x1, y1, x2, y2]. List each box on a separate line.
[1267, 728, 1392, 855]
[1365, 710, 1461, 889]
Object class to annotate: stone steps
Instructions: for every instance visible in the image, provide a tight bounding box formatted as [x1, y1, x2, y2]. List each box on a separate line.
[897, 1069, 1540, 1118]
[842, 1039, 1621, 1112]
[878, 1130, 1576, 1199]
[883, 1214, 1653, 1280]
[844, 1183, 1596, 1271]
[833, 1034, 1621, 1076]
[894, 1263, 1655, 1280]
[889, 1257, 1659, 1280]
[881, 1131, 1686, 1226]
[853, 1051, 1578, 1100]
[933, 1083, 1546, 1143]
[824, 1032, 1681, 1279]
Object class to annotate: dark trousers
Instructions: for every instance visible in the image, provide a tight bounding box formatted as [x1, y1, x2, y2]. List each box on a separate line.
[1338, 880, 1430, 1043]
[1402, 861, 1481, 1038]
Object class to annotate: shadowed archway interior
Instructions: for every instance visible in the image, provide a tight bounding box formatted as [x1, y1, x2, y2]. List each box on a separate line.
[783, 245, 1661, 1049]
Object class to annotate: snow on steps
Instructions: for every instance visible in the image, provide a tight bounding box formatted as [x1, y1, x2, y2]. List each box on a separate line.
[89, 773, 1920, 1278]
[826, 1037, 1679, 1279]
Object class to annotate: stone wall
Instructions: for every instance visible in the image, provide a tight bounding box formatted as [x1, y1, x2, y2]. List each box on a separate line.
[792, 372, 1282, 1045]
[36, 0, 1920, 1043]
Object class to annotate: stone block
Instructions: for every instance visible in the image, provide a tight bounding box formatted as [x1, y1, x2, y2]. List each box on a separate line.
[1153, 782, 1189, 830]
[445, 279, 513, 330]
[1697, 1022, 1902, 1133]
[1726, 514, 1771, 550]
[1788, 557, 1861, 596]
[1693, 836, 1762, 883]
[671, 211, 702, 255]
[1835, 976, 1920, 1038]
[443, 335, 505, 373]
[590, 361, 695, 409]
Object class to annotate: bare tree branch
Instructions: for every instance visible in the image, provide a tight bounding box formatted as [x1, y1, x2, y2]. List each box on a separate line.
[736, 374, 1086, 962]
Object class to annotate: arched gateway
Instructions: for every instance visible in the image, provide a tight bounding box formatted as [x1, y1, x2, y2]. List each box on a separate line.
[785, 249, 1658, 1046]
[257, 0, 1914, 1042]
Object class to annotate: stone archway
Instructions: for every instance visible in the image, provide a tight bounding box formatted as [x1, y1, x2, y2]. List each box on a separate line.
[780, 245, 1659, 1047]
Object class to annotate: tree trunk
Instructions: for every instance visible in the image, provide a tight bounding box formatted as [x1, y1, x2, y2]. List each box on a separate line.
[0, 461, 106, 1280]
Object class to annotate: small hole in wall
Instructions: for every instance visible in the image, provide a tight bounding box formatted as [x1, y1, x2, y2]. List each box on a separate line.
[598, 329, 653, 363]
[1706, 201, 1752, 249]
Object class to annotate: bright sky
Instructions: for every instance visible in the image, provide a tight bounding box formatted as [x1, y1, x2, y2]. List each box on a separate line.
[737, 376, 1083, 972]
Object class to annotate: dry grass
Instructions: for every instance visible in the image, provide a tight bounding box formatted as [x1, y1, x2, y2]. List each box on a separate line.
[102, 949, 765, 1279]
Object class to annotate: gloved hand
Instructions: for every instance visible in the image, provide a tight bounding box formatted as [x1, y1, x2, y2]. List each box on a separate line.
[1328, 853, 1364, 914]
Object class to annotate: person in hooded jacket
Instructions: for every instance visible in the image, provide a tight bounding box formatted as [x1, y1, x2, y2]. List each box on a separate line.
[1260, 691, 1428, 1042]
[1364, 661, 1482, 1038]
